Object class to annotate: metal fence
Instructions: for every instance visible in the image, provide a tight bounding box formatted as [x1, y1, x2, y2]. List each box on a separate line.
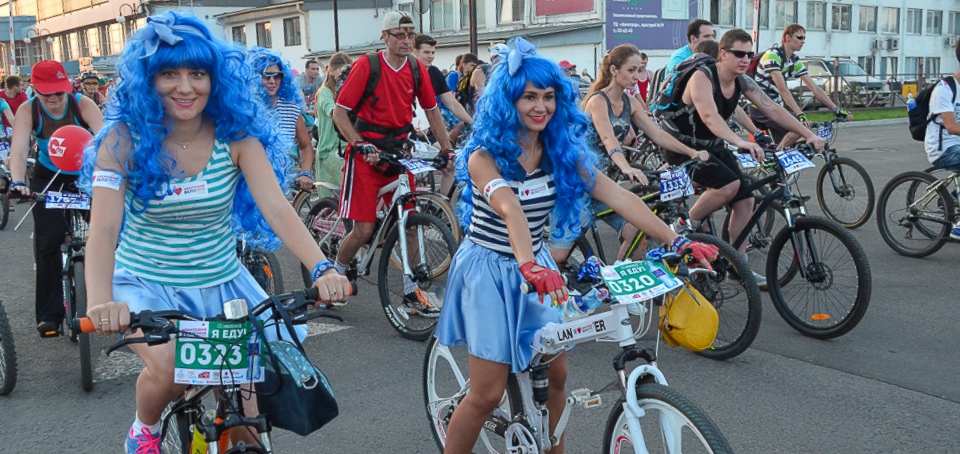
[794, 57, 951, 110]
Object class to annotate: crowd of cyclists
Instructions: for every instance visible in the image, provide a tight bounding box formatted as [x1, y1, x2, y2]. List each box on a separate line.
[0, 5, 955, 453]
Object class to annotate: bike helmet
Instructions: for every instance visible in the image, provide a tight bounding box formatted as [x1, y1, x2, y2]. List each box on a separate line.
[658, 284, 718, 352]
[80, 71, 99, 83]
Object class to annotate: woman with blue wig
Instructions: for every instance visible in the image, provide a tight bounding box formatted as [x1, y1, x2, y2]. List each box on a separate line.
[434, 37, 719, 452]
[247, 47, 315, 192]
[79, 12, 351, 453]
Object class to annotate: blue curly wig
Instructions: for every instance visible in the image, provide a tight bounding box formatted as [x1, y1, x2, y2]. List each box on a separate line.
[246, 46, 303, 108]
[80, 11, 293, 251]
[456, 47, 596, 245]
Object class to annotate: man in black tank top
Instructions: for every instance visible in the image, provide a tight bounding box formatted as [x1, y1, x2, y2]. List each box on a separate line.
[662, 29, 826, 285]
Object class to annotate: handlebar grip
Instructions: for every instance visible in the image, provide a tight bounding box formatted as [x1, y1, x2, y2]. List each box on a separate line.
[520, 276, 568, 295]
[73, 317, 96, 334]
[305, 281, 358, 301]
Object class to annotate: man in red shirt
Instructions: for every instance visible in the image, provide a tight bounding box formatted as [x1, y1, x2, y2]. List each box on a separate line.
[0, 76, 28, 131]
[332, 10, 453, 315]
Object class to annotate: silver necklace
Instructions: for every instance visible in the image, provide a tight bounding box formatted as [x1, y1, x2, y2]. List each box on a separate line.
[165, 125, 204, 149]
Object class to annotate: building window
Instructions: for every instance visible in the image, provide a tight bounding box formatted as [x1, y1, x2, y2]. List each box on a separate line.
[399, 2, 414, 16]
[745, 0, 770, 30]
[662, 0, 688, 20]
[431, 0, 455, 30]
[924, 58, 941, 79]
[859, 6, 876, 32]
[951, 12, 960, 35]
[85, 27, 100, 58]
[232, 26, 246, 46]
[904, 57, 920, 78]
[831, 4, 851, 32]
[109, 23, 124, 55]
[906, 9, 922, 35]
[497, 0, 524, 24]
[256, 22, 272, 48]
[857, 56, 874, 76]
[927, 10, 942, 35]
[806, 2, 826, 30]
[881, 8, 900, 34]
[283, 18, 301, 46]
[880, 57, 897, 79]
[775, 0, 797, 29]
[460, 0, 487, 29]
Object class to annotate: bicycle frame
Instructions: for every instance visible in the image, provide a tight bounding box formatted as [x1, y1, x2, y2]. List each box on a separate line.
[907, 173, 959, 225]
[164, 383, 274, 454]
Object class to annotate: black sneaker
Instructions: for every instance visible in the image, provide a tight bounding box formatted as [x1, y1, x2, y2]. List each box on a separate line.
[37, 320, 62, 338]
[402, 289, 441, 318]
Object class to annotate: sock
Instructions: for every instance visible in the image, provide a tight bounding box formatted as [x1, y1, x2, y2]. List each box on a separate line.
[403, 275, 418, 294]
[131, 413, 161, 435]
[333, 260, 347, 275]
[688, 218, 702, 231]
[740, 253, 749, 265]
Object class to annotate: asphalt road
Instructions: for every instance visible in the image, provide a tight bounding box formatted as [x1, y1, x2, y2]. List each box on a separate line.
[0, 121, 958, 453]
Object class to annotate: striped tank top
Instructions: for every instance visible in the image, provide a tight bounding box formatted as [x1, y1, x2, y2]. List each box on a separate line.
[466, 166, 556, 255]
[273, 98, 301, 154]
[115, 139, 242, 287]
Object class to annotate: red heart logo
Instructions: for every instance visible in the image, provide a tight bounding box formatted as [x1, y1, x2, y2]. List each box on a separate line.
[577, 327, 581, 333]
[174, 188, 183, 195]
[525, 190, 530, 195]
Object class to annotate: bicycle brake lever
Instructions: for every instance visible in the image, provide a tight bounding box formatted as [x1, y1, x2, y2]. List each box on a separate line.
[293, 310, 345, 324]
[105, 331, 173, 356]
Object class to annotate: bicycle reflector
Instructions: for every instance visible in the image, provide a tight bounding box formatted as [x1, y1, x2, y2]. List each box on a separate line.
[658, 284, 719, 352]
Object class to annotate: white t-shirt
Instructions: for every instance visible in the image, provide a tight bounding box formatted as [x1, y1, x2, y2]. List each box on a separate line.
[925, 77, 960, 163]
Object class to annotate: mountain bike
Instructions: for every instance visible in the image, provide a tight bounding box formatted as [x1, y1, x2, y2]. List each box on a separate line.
[236, 239, 284, 296]
[11, 187, 94, 390]
[567, 158, 762, 360]
[424, 253, 733, 453]
[72, 287, 348, 454]
[300, 152, 458, 341]
[876, 170, 959, 257]
[0, 299, 16, 396]
[712, 145, 872, 339]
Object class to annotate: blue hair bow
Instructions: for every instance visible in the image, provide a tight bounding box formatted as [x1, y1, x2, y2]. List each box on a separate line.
[507, 37, 538, 76]
[134, 15, 207, 59]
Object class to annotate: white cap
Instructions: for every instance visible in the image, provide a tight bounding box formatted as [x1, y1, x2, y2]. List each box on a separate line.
[383, 11, 415, 31]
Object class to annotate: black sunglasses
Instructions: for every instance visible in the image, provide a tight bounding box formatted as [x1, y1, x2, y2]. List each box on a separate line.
[725, 49, 755, 59]
[793, 35, 806, 41]
[261, 72, 284, 81]
[38, 91, 66, 97]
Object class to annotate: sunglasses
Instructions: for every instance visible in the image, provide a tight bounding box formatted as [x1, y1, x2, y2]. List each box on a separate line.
[37, 91, 66, 97]
[83, 81, 99, 86]
[387, 30, 417, 41]
[262, 72, 284, 81]
[793, 35, 806, 41]
[725, 49, 755, 59]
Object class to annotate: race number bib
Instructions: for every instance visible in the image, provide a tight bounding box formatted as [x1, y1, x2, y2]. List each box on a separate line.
[45, 192, 91, 210]
[399, 157, 435, 175]
[775, 149, 816, 175]
[816, 123, 833, 140]
[658, 168, 694, 201]
[599, 260, 682, 305]
[173, 320, 264, 385]
[736, 152, 759, 169]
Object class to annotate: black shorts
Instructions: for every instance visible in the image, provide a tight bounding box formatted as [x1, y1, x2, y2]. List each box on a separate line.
[664, 144, 753, 204]
[748, 105, 793, 145]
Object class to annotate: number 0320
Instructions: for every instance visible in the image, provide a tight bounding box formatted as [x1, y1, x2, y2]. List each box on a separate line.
[607, 274, 657, 294]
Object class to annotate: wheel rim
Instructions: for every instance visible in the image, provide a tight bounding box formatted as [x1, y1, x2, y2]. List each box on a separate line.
[820, 163, 872, 227]
[880, 177, 950, 254]
[608, 397, 718, 454]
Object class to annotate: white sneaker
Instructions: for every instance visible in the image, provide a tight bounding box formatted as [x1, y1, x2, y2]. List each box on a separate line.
[753, 271, 768, 288]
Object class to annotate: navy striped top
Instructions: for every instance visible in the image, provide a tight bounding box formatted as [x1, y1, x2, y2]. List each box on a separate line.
[466, 165, 556, 255]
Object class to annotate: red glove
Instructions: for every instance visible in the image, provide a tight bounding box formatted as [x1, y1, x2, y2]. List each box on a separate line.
[519, 261, 565, 303]
[684, 241, 719, 270]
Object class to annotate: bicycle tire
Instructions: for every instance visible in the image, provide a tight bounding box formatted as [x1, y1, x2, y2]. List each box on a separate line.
[300, 197, 345, 287]
[0, 300, 17, 396]
[766, 216, 872, 339]
[876, 171, 955, 258]
[0, 194, 8, 230]
[292, 189, 319, 224]
[414, 192, 462, 244]
[423, 337, 525, 453]
[159, 401, 192, 454]
[73, 261, 93, 392]
[378, 214, 457, 341]
[248, 250, 284, 295]
[816, 157, 875, 229]
[686, 233, 762, 360]
[602, 382, 733, 454]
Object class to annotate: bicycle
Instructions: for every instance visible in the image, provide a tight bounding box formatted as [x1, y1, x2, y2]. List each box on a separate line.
[0, 160, 10, 230]
[236, 238, 284, 295]
[72, 287, 348, 454]
[876, 169, 959, 257]
[424, 253, 733, 453]
[568, 158, 762, 360]
[711, 145, 872, 339]
[10, 187, 94, 390]
[0, 299, 17, 396]
[300, 151, 458, 341]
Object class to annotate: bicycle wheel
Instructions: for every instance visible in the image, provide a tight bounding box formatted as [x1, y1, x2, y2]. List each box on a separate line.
[816, 157, 875, 229]
[414, 192, 461, 244]
[685, 233, 762, 360]
[603, 382, 732, 454]
[0, 300, 17, 396]
[423, 337, 524, 453]
[721, 197, 796, 288]
[159, 401, 192, 454]
[292, 189, 320, 224]
[766, 216, 872, 339]
[300, 197, 346, 287]
[0, 194, 8, 230]
[73, 261, 93, 392]
[379, 214, 457, 341]
[249, 250, 284, 295]
[877, 171, 955, 258]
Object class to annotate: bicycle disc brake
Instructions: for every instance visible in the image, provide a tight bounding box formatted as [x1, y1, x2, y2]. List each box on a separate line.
[505, 422, 539, 454]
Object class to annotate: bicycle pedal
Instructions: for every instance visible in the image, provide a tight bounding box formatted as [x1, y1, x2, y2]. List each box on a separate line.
[570, 388, 602, 409]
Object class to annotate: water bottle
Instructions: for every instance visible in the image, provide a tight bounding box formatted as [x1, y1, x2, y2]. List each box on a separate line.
[573, 288, 604, 314]
[907, 93, 916, 111]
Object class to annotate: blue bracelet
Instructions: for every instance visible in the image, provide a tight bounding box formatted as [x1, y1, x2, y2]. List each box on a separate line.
[9, 181, 26, 189]
[609, 148, 624, 157]
[297, 171, 313, 179]
[312, 260, 336, 281]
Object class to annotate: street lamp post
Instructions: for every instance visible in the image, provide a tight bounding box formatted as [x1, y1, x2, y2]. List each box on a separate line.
[23, 28, 53, 62]
[117, 1, 147, 41]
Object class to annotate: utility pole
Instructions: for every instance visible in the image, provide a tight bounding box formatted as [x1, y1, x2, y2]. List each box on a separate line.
[8, 0, 15, 75]
[468, 0, 477, 55]
[333, 0, 340, 51]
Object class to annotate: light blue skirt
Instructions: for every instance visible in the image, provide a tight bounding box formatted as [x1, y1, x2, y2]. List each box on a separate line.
[435, 239, 562, 373]
[113, 264, 306, 342]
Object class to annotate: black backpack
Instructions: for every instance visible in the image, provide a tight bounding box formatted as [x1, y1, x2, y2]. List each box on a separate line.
[334, 52, 421, 142]
[909, 77, 957, 147]
[651, 53, 717, 122]
[31, 93, 91, 135]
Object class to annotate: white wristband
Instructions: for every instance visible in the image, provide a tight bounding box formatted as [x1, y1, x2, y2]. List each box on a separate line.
[483, 178, 508, 202]
[92, 170, 124, 191]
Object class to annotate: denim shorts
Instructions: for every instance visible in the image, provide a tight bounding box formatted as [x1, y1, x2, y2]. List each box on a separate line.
[933, 145, 960, 173]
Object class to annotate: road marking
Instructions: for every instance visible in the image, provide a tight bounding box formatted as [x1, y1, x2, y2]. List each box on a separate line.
[94, 322, 351, 383]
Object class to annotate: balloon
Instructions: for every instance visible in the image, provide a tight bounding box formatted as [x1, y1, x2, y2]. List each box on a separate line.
[48, 125, 93, 173]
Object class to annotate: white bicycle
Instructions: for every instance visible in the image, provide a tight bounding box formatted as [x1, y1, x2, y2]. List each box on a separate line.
[423, 254, 733, 453]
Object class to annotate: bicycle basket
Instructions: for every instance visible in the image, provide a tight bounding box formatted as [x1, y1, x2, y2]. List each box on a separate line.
[658, 284, 718, 352]
[255, 339, 339, 436]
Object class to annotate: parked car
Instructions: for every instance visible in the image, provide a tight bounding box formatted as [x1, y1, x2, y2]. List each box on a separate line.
[798, 58, 893, 108]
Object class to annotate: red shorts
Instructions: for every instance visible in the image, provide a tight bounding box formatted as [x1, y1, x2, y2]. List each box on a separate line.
[339, 148, 416, 223]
